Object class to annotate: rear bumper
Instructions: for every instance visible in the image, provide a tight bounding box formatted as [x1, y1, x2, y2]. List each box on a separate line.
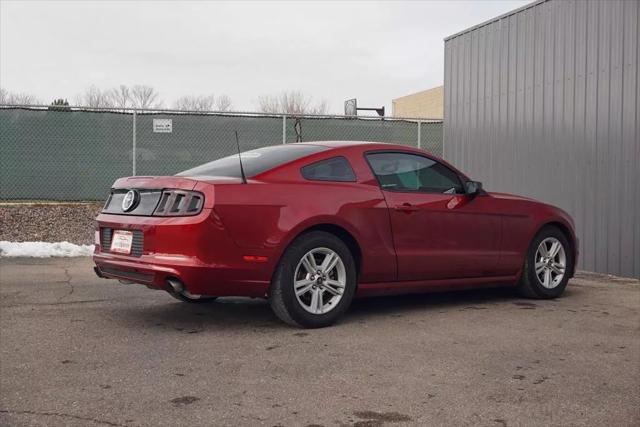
[92, 210, 272, 297]
[93, 252, 269, 297]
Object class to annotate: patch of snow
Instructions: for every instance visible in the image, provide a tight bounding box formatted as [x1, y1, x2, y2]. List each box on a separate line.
[0, 241, 94, 258]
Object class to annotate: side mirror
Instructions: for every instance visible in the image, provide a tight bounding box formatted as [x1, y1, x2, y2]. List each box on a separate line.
[465, 180, 484, 196]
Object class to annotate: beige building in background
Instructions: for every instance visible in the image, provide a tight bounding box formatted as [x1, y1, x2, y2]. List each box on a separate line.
[392, 86, 443, 119]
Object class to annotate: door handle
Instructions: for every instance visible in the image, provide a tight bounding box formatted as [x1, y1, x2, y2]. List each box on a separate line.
[394, 203, 419, 212]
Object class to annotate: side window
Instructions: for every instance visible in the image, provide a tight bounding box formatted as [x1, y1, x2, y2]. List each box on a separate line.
[301, 156, 357, 182]
[366, 152, 464, 194]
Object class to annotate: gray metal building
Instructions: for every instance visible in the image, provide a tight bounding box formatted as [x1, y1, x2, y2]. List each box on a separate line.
[443, 0, 639, 278]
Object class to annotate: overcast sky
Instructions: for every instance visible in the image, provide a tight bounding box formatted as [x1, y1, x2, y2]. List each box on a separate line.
[1, 0, 529, 113]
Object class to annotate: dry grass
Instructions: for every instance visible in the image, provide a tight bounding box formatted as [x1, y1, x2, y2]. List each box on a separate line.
[0, 202, 103, 244]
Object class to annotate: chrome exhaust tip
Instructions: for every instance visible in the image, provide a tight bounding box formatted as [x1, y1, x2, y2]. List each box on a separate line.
[166, 278, 184, 294]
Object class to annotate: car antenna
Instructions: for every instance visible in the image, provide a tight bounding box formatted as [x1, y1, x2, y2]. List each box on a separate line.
[235, 130, 247, 184]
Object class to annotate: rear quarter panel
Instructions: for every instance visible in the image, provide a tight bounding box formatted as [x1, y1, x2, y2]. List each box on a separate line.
[212, 180, 397, 283]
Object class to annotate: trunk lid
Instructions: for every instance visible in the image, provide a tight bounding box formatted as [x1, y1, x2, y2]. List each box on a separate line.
[103, 175, 243, 216]
[112, 175, 200, 191]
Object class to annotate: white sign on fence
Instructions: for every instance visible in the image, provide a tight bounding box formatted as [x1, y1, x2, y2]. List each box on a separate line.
[153, 119, 172, 133]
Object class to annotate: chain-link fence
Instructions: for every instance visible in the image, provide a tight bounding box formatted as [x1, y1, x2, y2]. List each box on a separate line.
[0, 105, 443, 200]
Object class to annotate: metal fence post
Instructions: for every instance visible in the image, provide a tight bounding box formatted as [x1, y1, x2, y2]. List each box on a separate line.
[417, 121, 421, 149]
[441, 122, 445, 158]
[132, 109, 137, 176]
[282, 115, 286, 144]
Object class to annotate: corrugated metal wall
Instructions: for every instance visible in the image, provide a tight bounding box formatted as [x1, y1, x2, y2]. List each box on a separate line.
[444, 0, 639, 278]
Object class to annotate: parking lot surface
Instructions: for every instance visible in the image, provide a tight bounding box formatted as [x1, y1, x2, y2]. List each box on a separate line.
[1, 257, 638, 427]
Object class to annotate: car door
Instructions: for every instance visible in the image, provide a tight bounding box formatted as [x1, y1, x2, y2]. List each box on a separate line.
[366, 151, 502, 281]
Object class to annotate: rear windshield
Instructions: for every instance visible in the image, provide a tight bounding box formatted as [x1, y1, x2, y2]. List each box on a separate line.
[176, 144, 328, 178]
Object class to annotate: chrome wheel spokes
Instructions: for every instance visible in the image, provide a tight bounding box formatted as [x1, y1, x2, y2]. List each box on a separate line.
[534, 237, 567, 289]
[294, 247, 346, 314]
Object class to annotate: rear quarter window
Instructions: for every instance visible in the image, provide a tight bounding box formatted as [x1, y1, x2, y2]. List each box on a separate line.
[301, 156, 356, 182]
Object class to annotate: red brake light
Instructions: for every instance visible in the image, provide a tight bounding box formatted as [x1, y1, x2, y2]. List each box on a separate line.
[153, 190, 204, 216]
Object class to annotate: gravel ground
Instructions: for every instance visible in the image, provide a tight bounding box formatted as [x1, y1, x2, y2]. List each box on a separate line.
[0, 258, 638, 427]
[0, 203, 102, 244]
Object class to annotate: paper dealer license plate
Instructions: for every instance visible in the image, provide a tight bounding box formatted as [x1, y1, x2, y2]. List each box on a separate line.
[110, 230, 133, 254]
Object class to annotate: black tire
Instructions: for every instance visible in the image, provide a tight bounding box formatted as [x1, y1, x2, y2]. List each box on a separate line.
[269, 231, 357, 328]
[167, 291, 217, 304]
[517, 225, 573, 299]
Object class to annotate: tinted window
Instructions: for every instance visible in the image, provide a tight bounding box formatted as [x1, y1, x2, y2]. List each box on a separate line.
[301, 157, 356, 182]
[366, 152, 464, 194]
[176, 144, 328, 178]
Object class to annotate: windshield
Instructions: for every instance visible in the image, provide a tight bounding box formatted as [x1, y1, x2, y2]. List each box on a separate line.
[176, 144, 328, 178]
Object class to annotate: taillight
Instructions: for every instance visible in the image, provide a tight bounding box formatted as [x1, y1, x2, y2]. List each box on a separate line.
[153, 190, 204, 216]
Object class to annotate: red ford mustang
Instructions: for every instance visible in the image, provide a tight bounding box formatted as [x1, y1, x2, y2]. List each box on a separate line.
[93, 141, 577, 328]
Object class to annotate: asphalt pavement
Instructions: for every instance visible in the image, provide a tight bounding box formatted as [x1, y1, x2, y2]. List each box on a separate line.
[1, 257, 638, 426]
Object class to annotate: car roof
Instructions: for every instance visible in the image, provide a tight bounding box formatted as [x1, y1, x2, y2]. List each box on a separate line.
[296, 140, 441, 156]
[296, 141, 429, 153]
[297, 140, 389, 148]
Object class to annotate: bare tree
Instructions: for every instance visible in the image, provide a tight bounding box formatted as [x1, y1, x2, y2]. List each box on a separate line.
[11, 92, 41, 105]
[257, 95, 280, 113]
[173, 94, 215, 111]
[131, 85, 162, 109]
[173, 95, 197, 111]
[75, 85, 113, 108]
[0, 87, 41, 105]
[310, 99, 328, 115]
[215, 94, 233, 112]
[75, 84, 157, 110]
[173, 94, 233, 112]
[257, 91, 328, 115]
[109, 85, 131, 109]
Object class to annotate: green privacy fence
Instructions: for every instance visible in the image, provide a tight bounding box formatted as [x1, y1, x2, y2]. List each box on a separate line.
[0, 106, 442, 200]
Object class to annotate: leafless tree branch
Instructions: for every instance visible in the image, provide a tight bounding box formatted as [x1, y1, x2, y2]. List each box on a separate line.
[257, 91, 327, 115]
[109, 85, 131, 110]
[173, 94, 215, 111]
[0, 87, 41, 105]
[75, 85, 114, 108]
[173, 94, 233, 112]
[215, 94, 233, 112]
[131, 85, 163, 110]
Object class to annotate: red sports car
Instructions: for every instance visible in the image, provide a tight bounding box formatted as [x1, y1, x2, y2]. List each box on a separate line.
[93, 141, 577, 328]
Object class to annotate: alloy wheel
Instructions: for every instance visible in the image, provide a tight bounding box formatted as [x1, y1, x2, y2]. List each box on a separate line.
[293, 247, 346, 314]
[534, 237, 566, 289]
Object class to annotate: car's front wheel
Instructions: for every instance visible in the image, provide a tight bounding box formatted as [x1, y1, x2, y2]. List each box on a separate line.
[269, 231, 357, 328]
[517, 226, 573, 299]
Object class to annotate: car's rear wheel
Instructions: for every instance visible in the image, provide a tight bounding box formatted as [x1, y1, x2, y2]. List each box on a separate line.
[269, 231, 357, 328]
[517, 226, 573, 299]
